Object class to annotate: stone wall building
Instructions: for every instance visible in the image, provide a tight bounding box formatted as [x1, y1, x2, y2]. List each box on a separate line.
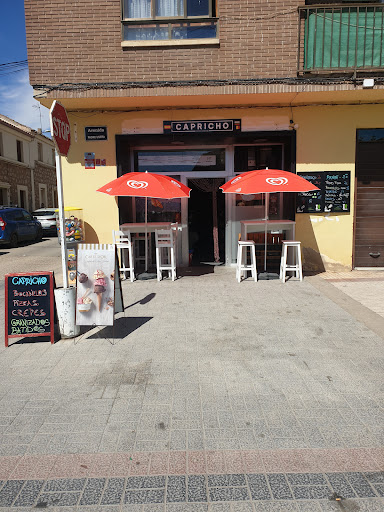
[0, 114, 56, 211]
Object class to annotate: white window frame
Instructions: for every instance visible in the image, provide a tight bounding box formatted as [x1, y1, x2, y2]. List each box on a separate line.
[16, 140, 24, 163]
[17, 185, 29, 210]
[52, 186, 58, 208]
[122, 0, 218, 45]
[0, 182, 11, 206]
[37, 142, 43, 162]
[38, 184, 48, 209]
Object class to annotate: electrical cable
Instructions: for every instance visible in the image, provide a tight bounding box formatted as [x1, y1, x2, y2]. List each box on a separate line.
[32, 74, 384, 97]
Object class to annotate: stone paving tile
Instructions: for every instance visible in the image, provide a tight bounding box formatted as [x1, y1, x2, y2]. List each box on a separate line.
[124, 488, 166, 504]
[167, 475, 186, 502]
[126, 476, 166, 489]
[187, 475, 208, 502]
[13, 480, 44, 507]
[344, 472, 377, 498]
[37, 491, 81, 507]
[325, 473, 356, 499]
[0, 480, 24, 507]
[43, 477, 86, 492]
[253, 501, 299, 511]
[79, 478, 106, 505]
[266, 474, 293, 500]
[209, 487, 250, 502]
[100, 477, 126, 505]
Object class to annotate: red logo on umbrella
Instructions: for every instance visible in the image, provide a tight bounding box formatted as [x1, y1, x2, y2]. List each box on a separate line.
[127, 180, 148, 189]
[266, 177, 288, 186]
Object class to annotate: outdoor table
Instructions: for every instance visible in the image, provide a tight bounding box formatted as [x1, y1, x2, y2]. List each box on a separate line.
[120, 222, 173, 233]
[120, 223, 181, 267]
[241, 220, 296, 273]
[240, 219, 295, 241]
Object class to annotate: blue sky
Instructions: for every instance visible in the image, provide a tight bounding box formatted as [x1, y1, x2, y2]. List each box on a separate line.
[0, 1, 50, 131]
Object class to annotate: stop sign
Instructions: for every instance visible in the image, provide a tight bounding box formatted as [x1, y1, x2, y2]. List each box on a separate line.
[50, 101, 71, 156]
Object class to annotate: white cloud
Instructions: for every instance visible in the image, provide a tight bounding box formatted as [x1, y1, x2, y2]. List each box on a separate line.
[0, 70, 50, 132]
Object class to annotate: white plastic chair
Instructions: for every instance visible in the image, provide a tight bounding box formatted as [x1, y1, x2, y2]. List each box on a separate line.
[112, 230, 135, 282]
[155, 228, 176, 281]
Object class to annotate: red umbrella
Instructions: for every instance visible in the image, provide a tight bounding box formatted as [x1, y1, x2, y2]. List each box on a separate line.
[97, 172, 191, 271]
[97, 171, 191, 198]
[220, 168, 319, 194]
[220, 169, 319, 272]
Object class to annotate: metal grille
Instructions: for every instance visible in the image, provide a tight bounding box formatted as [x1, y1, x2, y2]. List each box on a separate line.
[298, 4, 384, 74]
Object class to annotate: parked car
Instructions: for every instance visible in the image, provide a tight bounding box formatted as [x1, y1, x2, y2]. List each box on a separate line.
[32, 208, 58, 235]
[0, 207, 43, 248]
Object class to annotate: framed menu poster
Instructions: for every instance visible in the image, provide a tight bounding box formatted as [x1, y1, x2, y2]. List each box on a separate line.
[76, 244, 115, 326]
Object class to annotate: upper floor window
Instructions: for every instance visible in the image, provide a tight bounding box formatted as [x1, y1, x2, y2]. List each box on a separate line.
[38, 142, 43, 162]
[0, 133, 3, 157]
[16, 140, 23, 163]
[122, 0, 217, 43]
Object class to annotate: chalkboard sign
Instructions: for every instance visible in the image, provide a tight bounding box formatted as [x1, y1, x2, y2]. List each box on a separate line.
[5, 272, 55, 347]
[296, 171, 350, 213]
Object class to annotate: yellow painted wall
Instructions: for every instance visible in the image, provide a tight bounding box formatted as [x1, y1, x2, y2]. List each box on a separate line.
[60, 104, 384, 269]
[295, 104, 384, 271]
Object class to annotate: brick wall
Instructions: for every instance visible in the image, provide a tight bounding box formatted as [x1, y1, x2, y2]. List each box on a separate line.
[25, 0, 304, 85]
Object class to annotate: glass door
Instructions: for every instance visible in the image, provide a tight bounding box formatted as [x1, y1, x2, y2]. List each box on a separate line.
[129, 147, 230, 266]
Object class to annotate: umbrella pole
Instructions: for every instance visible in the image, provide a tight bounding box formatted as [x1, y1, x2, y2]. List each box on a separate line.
[145, 196, 148, 272]
[264, 192, 269, 272]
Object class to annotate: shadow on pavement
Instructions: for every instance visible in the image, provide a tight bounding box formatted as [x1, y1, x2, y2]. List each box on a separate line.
[179, 266, 215, 277]
[86, 316, 152, 339]
[8, 335, 54, 346]
[125, 293, 156, 309]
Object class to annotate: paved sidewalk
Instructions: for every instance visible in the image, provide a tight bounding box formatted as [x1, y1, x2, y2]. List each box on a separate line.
[0, 268, 383, 510]
[319, 270, 384, 319]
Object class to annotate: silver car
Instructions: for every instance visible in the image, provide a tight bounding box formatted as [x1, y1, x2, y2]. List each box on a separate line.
[32, 208, 57, 235]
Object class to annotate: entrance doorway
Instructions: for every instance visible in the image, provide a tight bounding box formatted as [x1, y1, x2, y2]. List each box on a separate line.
[188, 178, 225, 265]
[355, 129, 384, 267]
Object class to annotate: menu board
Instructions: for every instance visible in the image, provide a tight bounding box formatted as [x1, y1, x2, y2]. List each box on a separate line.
[296, 171, 350, 213]
[5, 272, 55, 347]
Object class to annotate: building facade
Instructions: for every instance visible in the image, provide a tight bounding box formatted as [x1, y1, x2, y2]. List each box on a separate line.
[0, 115, 57, 211]
[25, 0, 384, 270]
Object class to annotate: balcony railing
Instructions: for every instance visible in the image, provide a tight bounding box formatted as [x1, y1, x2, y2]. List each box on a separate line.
[298, 4, 384, 74]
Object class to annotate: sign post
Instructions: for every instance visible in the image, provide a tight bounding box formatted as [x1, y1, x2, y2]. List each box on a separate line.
[50, 101, 71, 289]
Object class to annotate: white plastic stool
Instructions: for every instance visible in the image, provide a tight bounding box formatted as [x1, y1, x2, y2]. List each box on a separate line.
[112, 230, 135, 282]
[155, 229, 176, 281]
[280, 241, 303, 283]
[236, 240, 257, 282]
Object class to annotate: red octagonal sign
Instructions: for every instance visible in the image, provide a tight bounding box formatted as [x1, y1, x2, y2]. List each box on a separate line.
[50, 101, 71, 157]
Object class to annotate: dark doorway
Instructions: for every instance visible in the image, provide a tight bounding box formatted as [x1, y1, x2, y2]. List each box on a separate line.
[355, 129, 384, 267]
[188, 178, 225, 265]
